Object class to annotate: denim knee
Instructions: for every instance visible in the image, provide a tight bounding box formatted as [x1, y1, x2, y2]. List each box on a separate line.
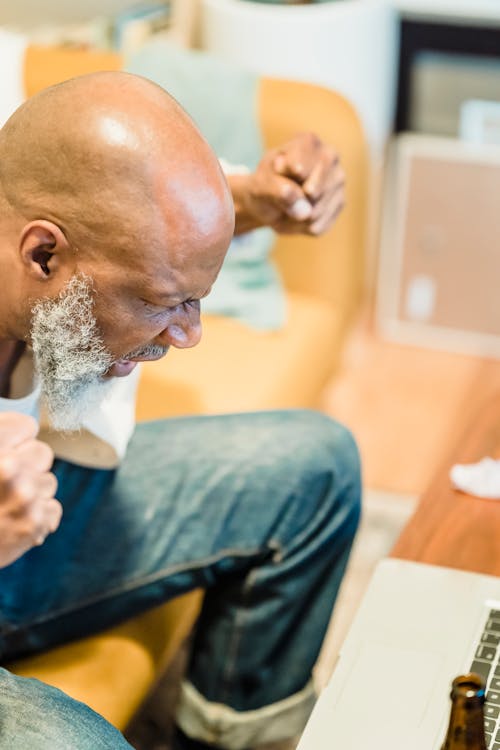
[291, 409, 360, 472]
[304, 410, 362, 509]
[275, 410, 361, 509]
[258, 409, 362, 550]
[0, 668, 132, 749]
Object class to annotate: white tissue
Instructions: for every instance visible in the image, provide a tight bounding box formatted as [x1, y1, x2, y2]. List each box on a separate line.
[450, 457, 500, 500]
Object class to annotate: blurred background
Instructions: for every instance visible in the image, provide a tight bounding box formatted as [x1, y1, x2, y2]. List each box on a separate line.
[2, 2, 499, 745]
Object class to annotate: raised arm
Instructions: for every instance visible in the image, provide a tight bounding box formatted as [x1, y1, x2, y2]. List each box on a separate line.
[228, 132, 345, 236]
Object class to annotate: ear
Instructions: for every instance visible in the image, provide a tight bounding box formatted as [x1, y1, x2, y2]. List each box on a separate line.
[19, 220, 72, 281]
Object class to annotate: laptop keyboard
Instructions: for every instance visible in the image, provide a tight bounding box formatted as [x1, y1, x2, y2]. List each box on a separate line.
[470, 608, 500, 749]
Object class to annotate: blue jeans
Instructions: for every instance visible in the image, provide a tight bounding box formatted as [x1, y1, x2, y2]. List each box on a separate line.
[0, 410, 361, 749]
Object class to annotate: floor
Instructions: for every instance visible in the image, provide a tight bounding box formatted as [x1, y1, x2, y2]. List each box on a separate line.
[320, 307, 498, 495]
[126, 303, 500, 749]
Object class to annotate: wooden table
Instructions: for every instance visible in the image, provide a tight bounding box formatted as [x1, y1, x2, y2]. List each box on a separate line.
[391, 370, 500, 577]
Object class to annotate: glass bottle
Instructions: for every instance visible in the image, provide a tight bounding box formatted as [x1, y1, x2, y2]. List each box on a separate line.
[441, 673, 488, 750]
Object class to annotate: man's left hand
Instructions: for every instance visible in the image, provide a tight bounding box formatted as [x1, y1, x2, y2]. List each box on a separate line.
[229, 132, 345, 236]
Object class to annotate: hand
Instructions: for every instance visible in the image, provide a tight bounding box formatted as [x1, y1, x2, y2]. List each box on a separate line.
[230, 132, 345, 236]
[0, 412, 62, 568]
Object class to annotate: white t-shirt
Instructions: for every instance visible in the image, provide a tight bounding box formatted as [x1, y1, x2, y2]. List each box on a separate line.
[0, 348, 139, 469]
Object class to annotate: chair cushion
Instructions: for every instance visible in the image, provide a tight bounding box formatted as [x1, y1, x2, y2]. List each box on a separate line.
[7, 592, 203, 730]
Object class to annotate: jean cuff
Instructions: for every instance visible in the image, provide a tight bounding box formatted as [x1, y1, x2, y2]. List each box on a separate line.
[175, 679, 317, 750]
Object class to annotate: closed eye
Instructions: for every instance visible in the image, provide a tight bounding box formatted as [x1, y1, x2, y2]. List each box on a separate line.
[141, 299, 199, 318]
[140, 301, 172, 319]
[141, 286, 211, 313]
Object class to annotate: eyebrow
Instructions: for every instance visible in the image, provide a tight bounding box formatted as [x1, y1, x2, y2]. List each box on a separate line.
[144, 286, 211, 306]
[142, 295, 184, 309]
[149, 293, 184, 304]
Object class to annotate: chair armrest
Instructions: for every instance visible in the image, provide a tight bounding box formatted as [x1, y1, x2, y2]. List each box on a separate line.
[259, 77, 368, 327]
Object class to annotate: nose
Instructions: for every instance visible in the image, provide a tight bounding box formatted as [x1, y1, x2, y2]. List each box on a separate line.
[156, 301, 202, 349]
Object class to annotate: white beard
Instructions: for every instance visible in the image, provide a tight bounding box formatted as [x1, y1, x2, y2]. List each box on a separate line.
[30, 274, 114, 432]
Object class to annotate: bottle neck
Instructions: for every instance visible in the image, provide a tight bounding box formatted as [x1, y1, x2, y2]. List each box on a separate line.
[442, 675, 487, 750]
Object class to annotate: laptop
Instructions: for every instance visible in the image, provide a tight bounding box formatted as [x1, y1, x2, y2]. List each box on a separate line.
[298, 558, 500, 750]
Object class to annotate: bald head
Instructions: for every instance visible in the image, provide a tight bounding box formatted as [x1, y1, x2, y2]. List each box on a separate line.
[0, 71, 233, 257]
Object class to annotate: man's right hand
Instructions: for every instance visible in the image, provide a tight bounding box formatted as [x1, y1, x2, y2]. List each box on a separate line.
[0, 412, 62, 569]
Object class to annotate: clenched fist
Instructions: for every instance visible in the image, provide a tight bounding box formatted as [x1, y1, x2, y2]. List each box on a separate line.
[0, 412, 62, 568]
[229, 132, 345, 236]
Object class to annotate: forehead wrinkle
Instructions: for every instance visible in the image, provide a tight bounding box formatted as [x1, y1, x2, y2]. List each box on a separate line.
[135, 201, 226, 283]
[137, 247, 217, 305]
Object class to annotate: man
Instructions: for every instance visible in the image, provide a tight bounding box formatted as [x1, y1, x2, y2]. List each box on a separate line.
[0, 72, 361, 749]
